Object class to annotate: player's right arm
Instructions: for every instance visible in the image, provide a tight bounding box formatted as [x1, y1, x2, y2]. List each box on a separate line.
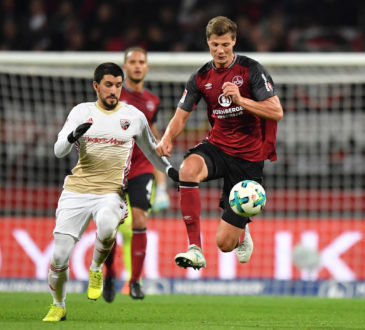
[156, 71, 201, 157]
[54, 105, 92, 158]
[155, 107, 190, 157]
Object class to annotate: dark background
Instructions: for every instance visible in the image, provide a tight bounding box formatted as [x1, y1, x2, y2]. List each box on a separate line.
[1, 0, 364, 52]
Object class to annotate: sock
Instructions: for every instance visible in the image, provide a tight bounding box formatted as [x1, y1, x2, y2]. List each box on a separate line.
[130, 229, 147, 283]
[48, 265, 69, 307]
[91, 234, 115, 270]
[179, 182, 201, 248]
[104, 243, 117, 277]
[236, 224, 249, 248]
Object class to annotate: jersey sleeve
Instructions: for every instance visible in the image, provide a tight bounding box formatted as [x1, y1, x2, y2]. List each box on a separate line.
[249, 62, 277, 101]
[134, 112, 172, 173]
[54, 104, 84, 158]
[177, 72, 201, 112]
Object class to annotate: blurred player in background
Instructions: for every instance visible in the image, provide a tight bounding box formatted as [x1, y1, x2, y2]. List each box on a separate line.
[103, 47, 170, 302]
[43, 62, 178, 322]
[156, 16, 283, 269]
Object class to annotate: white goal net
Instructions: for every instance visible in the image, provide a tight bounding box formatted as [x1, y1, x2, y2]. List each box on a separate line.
[0, 52, 364, 297]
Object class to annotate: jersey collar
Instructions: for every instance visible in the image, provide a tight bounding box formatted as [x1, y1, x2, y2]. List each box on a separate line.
[123, 83, 145, 95]
[211, 53, 237, 71]
[95, 101, 122, 114]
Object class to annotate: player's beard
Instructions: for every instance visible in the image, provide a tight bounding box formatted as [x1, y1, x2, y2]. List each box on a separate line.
[100, 95, 118, 110]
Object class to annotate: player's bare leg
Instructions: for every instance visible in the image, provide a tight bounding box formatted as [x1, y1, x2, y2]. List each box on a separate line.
[216, 220, 253, 263]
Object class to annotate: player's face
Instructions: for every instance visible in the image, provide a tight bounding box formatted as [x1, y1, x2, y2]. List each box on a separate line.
[123, 51, 149, 84]
[207, 33, 236, 68]
[94, 74, 123, 110]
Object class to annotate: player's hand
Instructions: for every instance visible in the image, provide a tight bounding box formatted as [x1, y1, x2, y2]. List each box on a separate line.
[167, 167, 179, 183]
[67, 122, 93, 143]
[222, 82, 242, 104]
[156, 138, 173, 157]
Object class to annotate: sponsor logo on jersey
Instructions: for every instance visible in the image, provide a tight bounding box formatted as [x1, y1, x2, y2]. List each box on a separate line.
[120, 119, 131, 130]
[205, 83, 212, 89]
[232, 76, 243, 87]
[146, 100, 154, 111]
[218, 93, 232, 107]
[179, 89, 187, 104]
[261, 73, 273, 92]
[84, 136, 126, 145]
[212, 106, 244, 119]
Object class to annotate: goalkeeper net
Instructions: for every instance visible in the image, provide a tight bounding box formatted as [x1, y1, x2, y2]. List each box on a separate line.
[0, 52, 364, 297]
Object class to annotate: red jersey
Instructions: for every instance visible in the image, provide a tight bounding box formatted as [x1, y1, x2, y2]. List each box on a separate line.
[120, 85, 160, 179]
[178, 54, 278, 161]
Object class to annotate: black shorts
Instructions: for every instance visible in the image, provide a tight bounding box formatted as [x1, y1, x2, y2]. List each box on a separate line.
[126, 173, 154, 211]
[185, 140, 264, 229]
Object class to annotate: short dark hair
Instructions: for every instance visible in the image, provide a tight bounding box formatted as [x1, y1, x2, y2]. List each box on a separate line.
[124, 47, 147, 63]
[94, 62, 124, 83]
[206, 16, 237, 40]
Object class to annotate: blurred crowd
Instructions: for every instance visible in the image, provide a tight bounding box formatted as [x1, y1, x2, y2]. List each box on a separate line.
[1, 0, 364, 52]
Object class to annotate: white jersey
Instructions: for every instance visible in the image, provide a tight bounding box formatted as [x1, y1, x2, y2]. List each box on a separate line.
[54, 101, 172, 194]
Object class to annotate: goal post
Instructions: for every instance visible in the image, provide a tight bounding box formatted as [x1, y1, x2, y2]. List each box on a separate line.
[0, 52, 364, 297]
[2, 51, 365, 81]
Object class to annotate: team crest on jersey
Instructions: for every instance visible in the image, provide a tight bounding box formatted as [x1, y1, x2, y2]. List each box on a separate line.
[120, 119, 131, 130]
[218, 93, 232, 107]
[146, 100, 154, 111]
[232, 76, 243, 87]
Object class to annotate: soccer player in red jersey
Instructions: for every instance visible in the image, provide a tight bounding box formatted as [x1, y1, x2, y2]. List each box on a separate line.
[103, 48, 169, 301]
[156, 16, 283, 269]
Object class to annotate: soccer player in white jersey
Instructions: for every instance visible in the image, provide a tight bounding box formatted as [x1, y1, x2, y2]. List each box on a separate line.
[43, 62, 178, 322]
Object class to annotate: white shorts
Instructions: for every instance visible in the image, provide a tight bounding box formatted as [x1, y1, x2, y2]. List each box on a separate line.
[54, 189, 127, 240]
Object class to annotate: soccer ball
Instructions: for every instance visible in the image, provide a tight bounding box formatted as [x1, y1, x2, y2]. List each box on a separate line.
[229, 180, 266, 217]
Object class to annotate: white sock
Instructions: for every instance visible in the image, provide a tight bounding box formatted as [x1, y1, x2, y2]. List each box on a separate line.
[91, 234, 115, 269]
[90, 260, 103, 271]
[48, 267, 68, 307]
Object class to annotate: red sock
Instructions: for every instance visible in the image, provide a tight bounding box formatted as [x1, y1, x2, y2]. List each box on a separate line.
[130, 229, 147, 283]
[104, 242, 117, 277]
[180, 182, 201, 248]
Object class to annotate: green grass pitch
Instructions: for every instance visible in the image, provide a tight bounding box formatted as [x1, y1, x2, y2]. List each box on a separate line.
[0, 292, 365, 329]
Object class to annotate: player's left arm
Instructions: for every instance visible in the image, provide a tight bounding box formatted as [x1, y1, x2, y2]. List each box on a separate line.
[222, 62, 283, 122]
[135, 114, 179, 182]
[150, 123, 161, 141]
[150, 122, 168, 181]
[223, 87, 283, 122]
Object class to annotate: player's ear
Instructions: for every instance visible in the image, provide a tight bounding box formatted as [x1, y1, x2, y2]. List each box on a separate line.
[93, 81, 98, 93]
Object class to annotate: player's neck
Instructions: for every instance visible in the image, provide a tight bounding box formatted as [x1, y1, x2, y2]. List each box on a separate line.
[214, 54, 235, 69]
[125, 79, 144, 93]
[96, 100, 120, 112]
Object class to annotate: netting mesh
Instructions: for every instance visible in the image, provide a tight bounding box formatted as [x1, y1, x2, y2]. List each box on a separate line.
[0, 53, 364, 295]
